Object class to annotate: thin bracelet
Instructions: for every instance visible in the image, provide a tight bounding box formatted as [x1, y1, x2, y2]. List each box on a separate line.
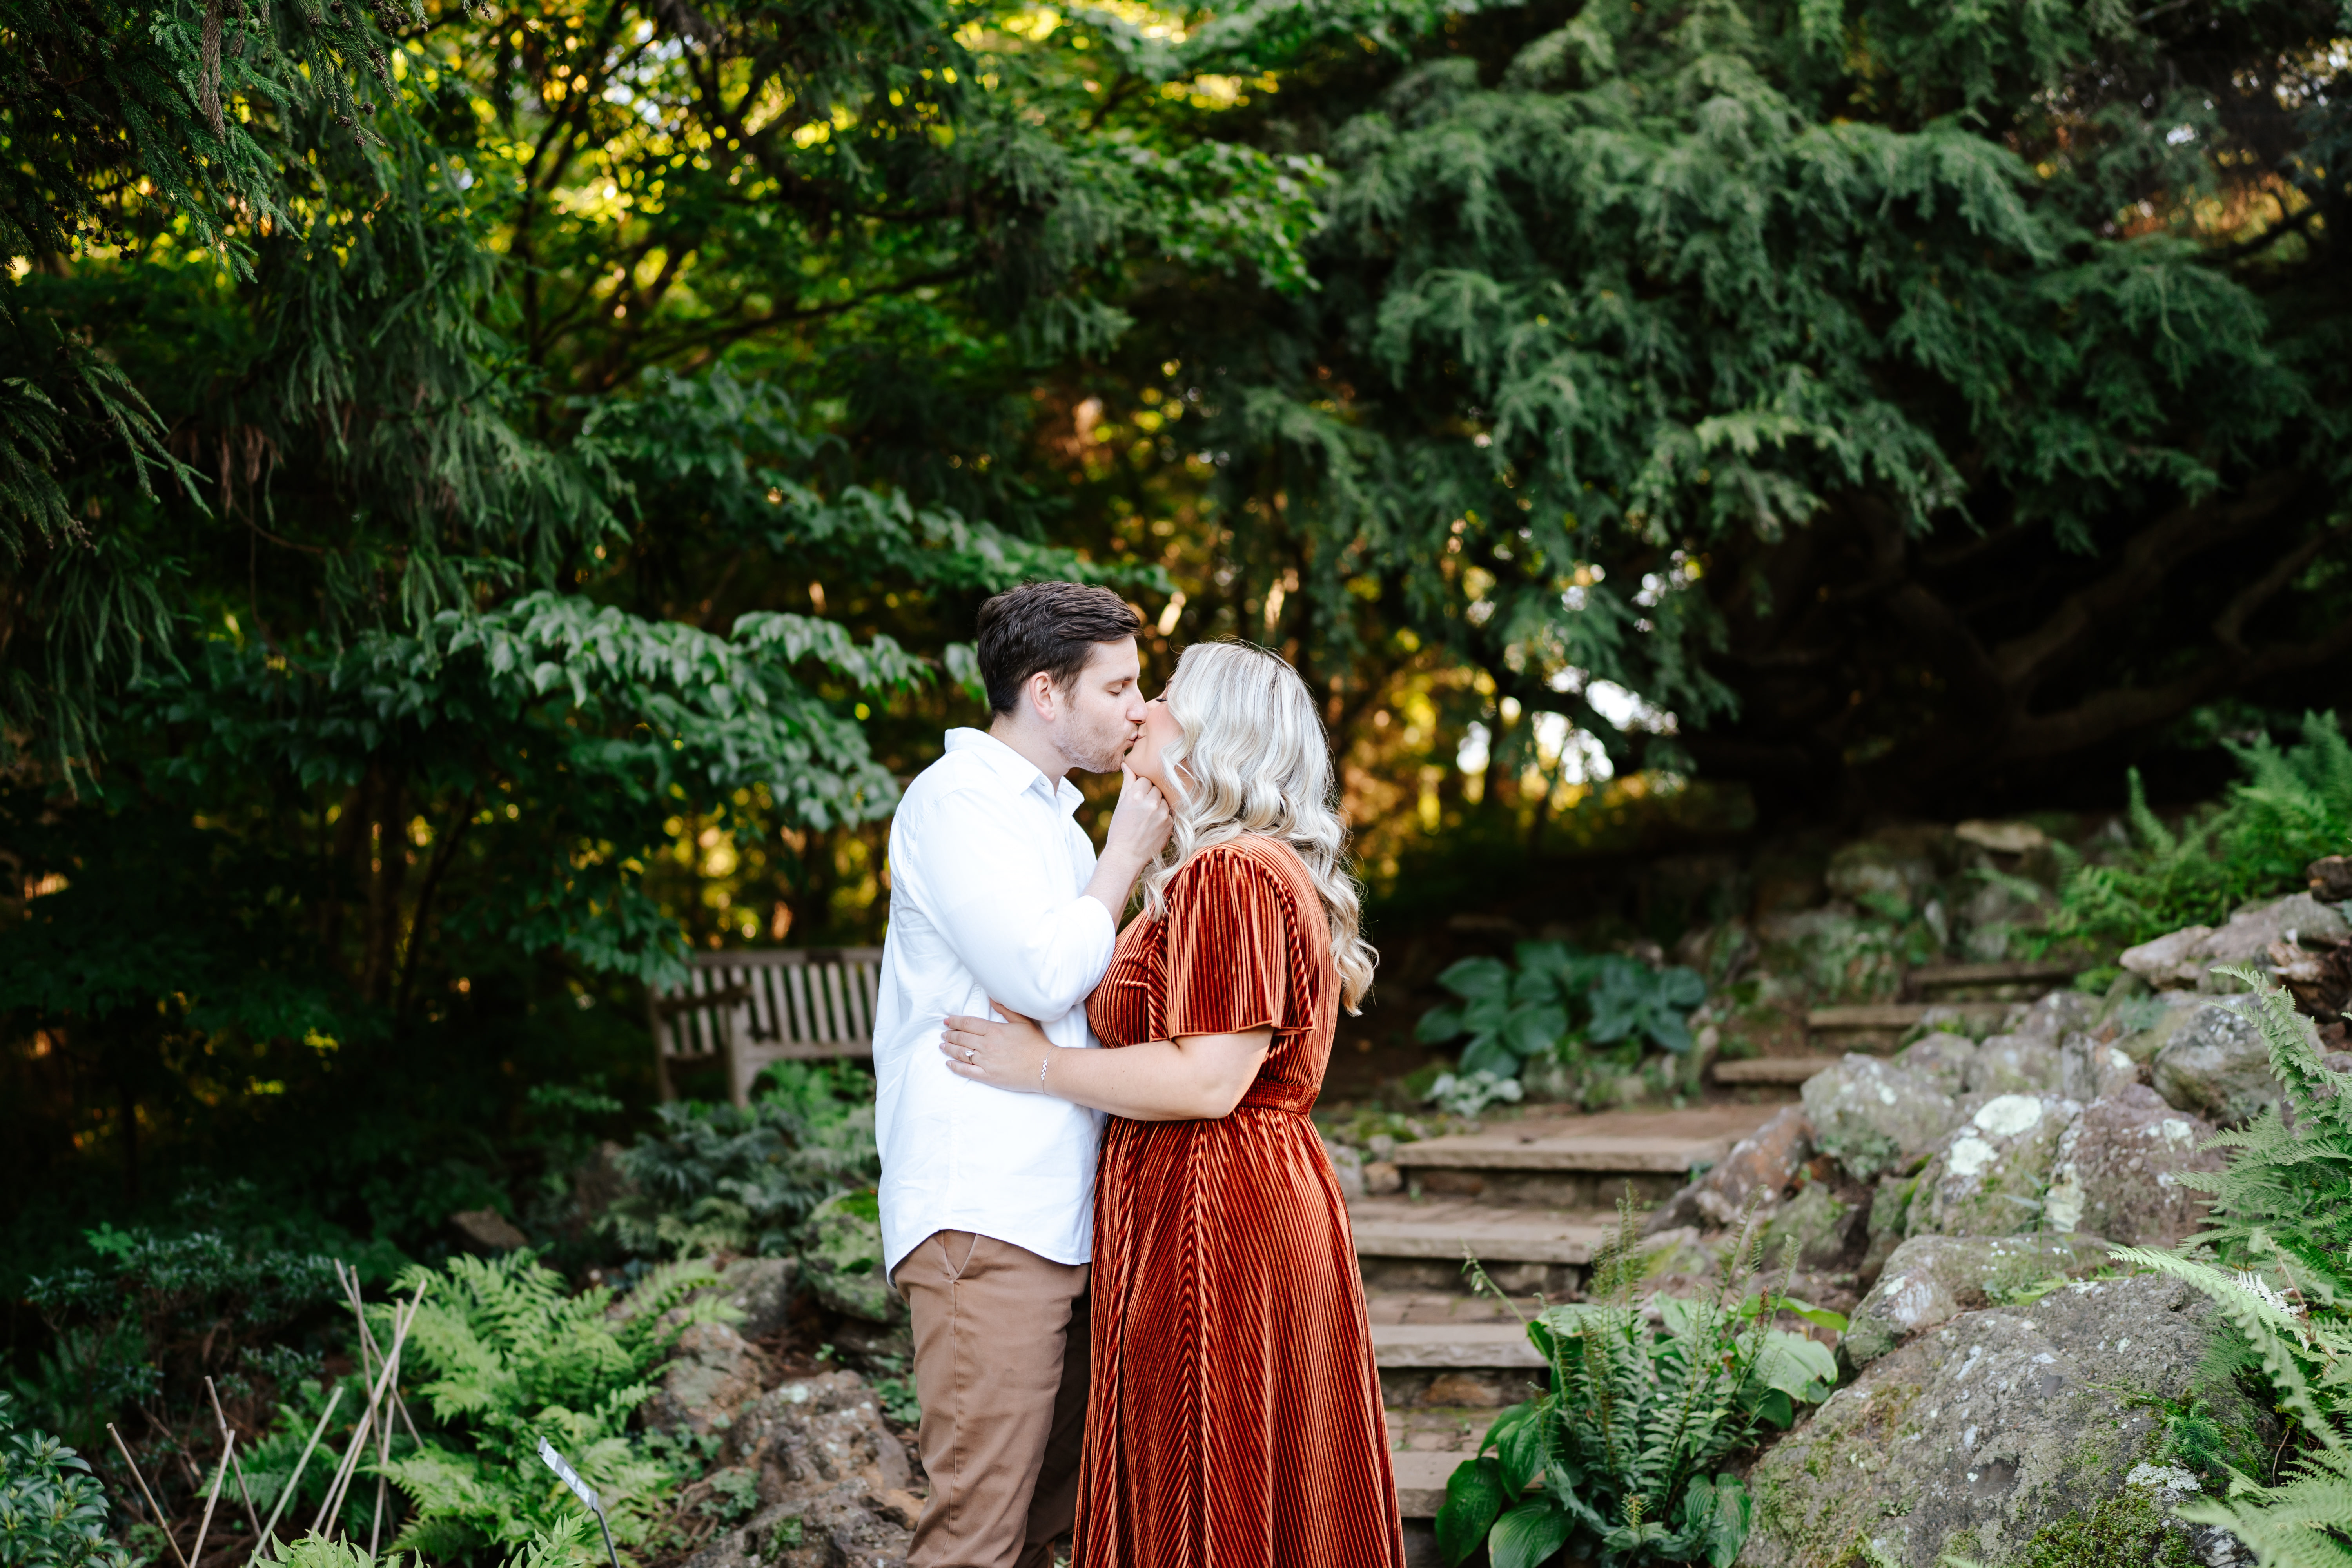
[1038, 1054, 1051, 1093]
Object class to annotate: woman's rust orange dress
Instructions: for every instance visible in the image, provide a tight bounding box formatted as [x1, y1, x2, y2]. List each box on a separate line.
[1077, 836, 1406, 1568]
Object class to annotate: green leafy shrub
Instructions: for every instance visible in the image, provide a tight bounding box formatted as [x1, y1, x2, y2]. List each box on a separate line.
[1415, 941, 1705, 1086]
[20, 1224, 342, 1449]
[2046, 713, 2352, 956]
[604, 1064, 878, 1258]
[381, 1251, 725, 1563]
[1435, 1213, 1842, 1568]
[2111, 967, 2352, 1566]
[0, 1392, 132, 1568]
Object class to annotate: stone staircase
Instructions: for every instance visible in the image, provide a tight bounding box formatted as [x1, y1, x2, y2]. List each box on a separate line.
[1355, 1104, 1785, 1518]
[1361, 959, 2073, 1521]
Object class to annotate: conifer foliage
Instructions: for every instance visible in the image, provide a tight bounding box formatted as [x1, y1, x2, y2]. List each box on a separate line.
[1189, 0, 2352, 813]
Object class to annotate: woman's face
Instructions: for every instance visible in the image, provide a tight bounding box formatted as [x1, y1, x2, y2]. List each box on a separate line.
[1125, 687, 1187, 799]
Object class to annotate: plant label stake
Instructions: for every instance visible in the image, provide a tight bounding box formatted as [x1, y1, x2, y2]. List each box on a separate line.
[537, 1437, 622, 1568]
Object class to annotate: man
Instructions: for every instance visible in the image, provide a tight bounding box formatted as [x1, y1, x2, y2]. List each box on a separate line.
[872, 581, 1172, 1568]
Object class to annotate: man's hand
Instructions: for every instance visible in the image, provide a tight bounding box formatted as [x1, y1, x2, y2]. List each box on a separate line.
[1101, 764, 1172, 866]
[1082, 765, 1171, 921]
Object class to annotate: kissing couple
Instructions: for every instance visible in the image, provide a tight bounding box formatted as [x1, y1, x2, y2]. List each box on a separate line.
[870, 581, 1408, 1567]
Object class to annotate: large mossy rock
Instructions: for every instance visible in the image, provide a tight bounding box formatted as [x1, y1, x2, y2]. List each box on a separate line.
[1742, 1272, 2259, 1568]
[1803, 1057, 1960, 1182]
[1913, 1094, 2079, 1238]
[1895, 1033, 1977, 1098]
[2148, 996, 2284, 1127]
[1838, 1232, 2113, 1372]
[2122, 893, 2352, 990]
[2042, 1086, 2221, 1247]
[1649, 1104, 1813, 1233]
[800, 1189, 902, 1325]
[1759, 1181, 1862, 1269]
[1964, 1035, 2062, 1096]
[684, 1371, 921, 1568]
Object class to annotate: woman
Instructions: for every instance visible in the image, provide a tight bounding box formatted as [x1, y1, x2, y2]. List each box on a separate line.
[940, 640, 1406, 1568]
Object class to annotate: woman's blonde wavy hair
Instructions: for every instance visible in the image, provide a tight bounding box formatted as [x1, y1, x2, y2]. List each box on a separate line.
[1139, 640, 1378, 1012]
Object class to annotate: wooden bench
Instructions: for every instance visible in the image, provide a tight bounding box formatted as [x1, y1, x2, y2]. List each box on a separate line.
[649, 947, 884, 1105]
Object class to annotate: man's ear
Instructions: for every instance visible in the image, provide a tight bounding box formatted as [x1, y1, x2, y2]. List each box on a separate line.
[1025, 668, 1062, 724]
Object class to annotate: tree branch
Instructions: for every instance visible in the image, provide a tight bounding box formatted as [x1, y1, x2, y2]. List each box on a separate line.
[1988, 470, 2301, 694]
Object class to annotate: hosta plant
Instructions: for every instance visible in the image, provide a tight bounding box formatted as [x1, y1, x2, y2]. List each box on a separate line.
[1436, 1208, 1842, 1568]
[1416, 941, 1706, 1084]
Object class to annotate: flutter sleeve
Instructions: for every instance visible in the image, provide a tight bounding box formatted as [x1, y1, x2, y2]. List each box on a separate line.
[1161, 846, 1296, 1038]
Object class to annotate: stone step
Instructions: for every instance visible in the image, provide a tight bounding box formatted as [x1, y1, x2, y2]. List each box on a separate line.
[1393, 1450, 1465, 1519]
[1370, 1321, 1547, 1369]
[1388, 1106, 1776, 1207]
[1806, 1001, 2007, 1031]
[1907, 960, 2076, 991]
[1352, 1199, 1612, 1263]
[1711, 1056, 1839, 1085]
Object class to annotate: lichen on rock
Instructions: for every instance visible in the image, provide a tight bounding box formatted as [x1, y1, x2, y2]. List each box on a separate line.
[799, 1189, 902, 1325]
[1913, 1093, 2080, 1238]
[1743, 1272, 2258, 1568]
[1803, 1056, 1961, 1182]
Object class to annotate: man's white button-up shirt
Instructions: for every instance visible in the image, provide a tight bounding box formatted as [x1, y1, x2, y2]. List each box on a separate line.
[873, 727, 1115, 1278]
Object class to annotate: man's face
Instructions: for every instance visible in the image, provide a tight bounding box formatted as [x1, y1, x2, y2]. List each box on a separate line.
[1046, 637, 1147, 773]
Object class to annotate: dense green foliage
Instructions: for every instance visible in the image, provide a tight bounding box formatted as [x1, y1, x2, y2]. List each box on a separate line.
[0, 1393, 132, 1568]
[2046, 712, 2352, 955]
[1436, 1218, 1840, 1568]
[603, 1062, 878, 1258]
[18, 1215, 346, 1452]
[2113, 969, 2352, 1567]
[1415, 940, 1704, 1115]
[382, 1252, 722, 1561]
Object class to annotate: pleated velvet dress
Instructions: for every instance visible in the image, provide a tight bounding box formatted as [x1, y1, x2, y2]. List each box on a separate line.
[1076, 836, 1406, 1568]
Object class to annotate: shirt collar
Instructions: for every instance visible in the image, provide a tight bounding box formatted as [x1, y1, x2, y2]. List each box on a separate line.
[943, 728, 1086, 817]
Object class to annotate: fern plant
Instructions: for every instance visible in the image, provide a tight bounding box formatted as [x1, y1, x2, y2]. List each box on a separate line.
[1435, 1206, 1841, 1568]
[264, 1514, 606, 1568]
[2045, 713, 2352, 956]
[2109, 966, 2352, 1567]
[604, 1063, 878, 1258]
[379, 1252, 726, 1564]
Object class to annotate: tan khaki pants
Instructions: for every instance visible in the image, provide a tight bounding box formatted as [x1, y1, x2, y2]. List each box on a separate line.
[892, 1231, 1089, 1568]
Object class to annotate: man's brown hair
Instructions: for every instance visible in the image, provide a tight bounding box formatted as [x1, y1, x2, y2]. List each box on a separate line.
[975, 581, 1142, 717]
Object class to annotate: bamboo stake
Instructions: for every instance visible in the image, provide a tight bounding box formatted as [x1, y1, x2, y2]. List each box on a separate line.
[107, 1423, 192, 1568]
[189, 1429, 236, 1568]
[247, 1384, 345, 1565]
[363, 1300, 408, 1561]
[337, 1261, 423, 1445]
[206, 1378, 263, 1539]
[313, 1296, 418, 1539]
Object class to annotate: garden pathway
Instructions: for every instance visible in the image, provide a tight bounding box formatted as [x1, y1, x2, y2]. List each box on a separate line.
[1354, 1102, 1787, 1517]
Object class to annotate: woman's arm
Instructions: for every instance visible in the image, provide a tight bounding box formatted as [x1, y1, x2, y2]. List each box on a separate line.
[942, 1002, 1270, 1122]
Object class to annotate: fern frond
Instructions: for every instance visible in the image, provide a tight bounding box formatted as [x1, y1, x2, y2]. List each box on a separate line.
[2178, 1448, 2352, 1568]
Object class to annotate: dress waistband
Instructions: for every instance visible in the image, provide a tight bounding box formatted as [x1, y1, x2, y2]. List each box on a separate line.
[1237, 1082, 1318, 1116]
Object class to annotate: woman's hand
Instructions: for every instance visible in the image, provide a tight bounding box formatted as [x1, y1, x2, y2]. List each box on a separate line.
[942, 1000, 1060, 1094]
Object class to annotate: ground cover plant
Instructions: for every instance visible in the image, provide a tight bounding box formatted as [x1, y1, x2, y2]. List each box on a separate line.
[1416, 942, 1706, 1114]
[603, 1064, 878, 1261]
[2112, 967, 2352, 1566]
[2044, 714, 2352, 959]
[1435, 1206, 1842, 1568]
